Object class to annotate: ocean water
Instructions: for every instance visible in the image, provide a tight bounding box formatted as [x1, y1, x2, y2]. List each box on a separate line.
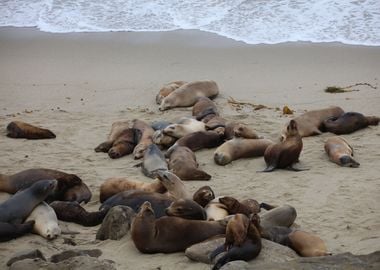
[0, 0, 379, 46]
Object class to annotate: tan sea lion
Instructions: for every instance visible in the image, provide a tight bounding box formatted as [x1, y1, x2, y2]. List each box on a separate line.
[159, 80, 219, 111]
[156, 170, 191, 200]
[261, 120, 303, 172]
[192, 97, 219, 121]
[131, 201, 226, 253]
[324, 136, 359, 167]
[6, 121, 56, 139]
[141, 144, 168, 178]
[214, 138, 274, 166]
[227, 122, 260, 140]
[26, 202, 61, 239]
[163, 118, 206, 138]
[132, 119, 155, 159]
[219, 196, 261, 216]
[152, 130, 177, 148]
[99, 177, 166, 203]
[284, 106, 344, 138]
[322, 112, 380, 135]
[165, 199, 207, 220]
[167, 145, 211, 180]
[94, 120, 130, 153]
[156, 81, 187, 105]
[193, 186, 215, 207]
[167, 131, 224, 154]
[205, 197, 229, 221]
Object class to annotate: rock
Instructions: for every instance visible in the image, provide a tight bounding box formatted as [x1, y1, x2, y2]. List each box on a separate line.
[50, 249, 102, 263]
[220, 260, 249, 270]
[96, 205, 136, 240]
[185, 236, 225, 263]
[6, 249, 46, 266]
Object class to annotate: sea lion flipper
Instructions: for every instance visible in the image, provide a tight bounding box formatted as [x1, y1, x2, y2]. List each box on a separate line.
[257, 165, 276, 173]
[286, 166, 309, 172]
[209, 244, 226, 261]
[95, 141, 114, 153]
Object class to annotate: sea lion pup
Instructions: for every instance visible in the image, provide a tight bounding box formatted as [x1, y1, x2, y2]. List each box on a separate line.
[163, 118, 206, 139]
[283, 106, 344, 138]
[132, 119, 155, 159]
[94, 120, 130, 153]
[193, 185, 215, 207]
[159, 80, 219, 111]
[99, 178, 166, 203]
[156, 80, 187, 105]
[167, 145, 211, 180]
[50, 201, 108, 227]
[141, 144, 168, 178]
[192, 97, 219, 121]
[131, 201, 226, 253]
[63, 182, 92, 204]
[324, 136, 360, 167]
[152, 130, 177, 149]
[261, 120, 303, 172]
[25, 202, 61, 239]
[165, 199, 207, 220]
[0, 179, 57, 224]
[214, 138, 274, 166]
[322, 112, 380, 135]
[219, 196, 261, 216]
[6, 121, 56, 139]
[167, 131, 224, 154]
[205, 197, 229, 221]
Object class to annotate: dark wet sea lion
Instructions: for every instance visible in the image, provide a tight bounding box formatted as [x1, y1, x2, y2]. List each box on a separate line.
[0, 221, 35, 242]
[262, 120, 303, 172]
[141, 144, 168, 178]
[167, 131, 224, 154]
[131, 201, 226, 253]
[219, 196, 260, 216]
[6, 121, 56, 139]
[193, 186, 215, 207]
[165, 199, 207, 220]
[322, 112, 380, 135]
[324, 136, 359, 167]
[156, 81, 187, 105]
[167, 145, 211, 180]
[50, 201, 108, 227]
[63, 182, 92, 204]
[132, 119, 155, 159]
[0, 180, 57, 224]
[192, 97, 219, 121]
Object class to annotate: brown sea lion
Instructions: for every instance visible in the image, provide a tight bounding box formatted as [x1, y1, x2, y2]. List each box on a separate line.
[324, 136, 359, 167]
[94, 120, 130, 153]
[50, 201, 108, 227]
[132, 119, 155, 159]
[219, 196, 260, 216]
[167, 131, 224, 154]
[192, 97, 219, 121]
[261, 120, 303, 172]
[152, 130, 177, 148]
[224, 122, 260, 140]
[0, 180, 57, 224]
[284, 106, 344, 138]
[322, 112, 380, 135]
[163, 118, 206, 139]
[165, 199, 207, 220]
[131, 201, 226, 253]
[108, 128, 138, 159]
[159, 80, 219, 111]
[156, 81, 187, 105]
[6, 121, 56, 139]
[214, 138, 274, 166]
[141, 143, 168, 178]
[205, 116, 227, 132]
[193, 186, 215, 207]
[99, 178, 166, 203]
[167, 145, 211, 180]
[0, 221, 35, 242]
[63, 182, 92, 204]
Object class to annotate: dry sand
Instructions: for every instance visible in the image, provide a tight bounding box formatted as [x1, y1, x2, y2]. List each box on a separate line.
[0, 27, 379, 269]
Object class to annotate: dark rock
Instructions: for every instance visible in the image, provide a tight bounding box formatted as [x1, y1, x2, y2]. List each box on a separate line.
[219, 260, 249, 270]
[50, 249, 102, 263]
[6, 249, 46, 266]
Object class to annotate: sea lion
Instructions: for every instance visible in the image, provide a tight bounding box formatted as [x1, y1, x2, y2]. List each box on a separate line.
[152, 130, 177, 148]
[214, 138, 274, 166]
[151, 120, 172, 131]
[261, 120, 303, 172]
[163, 118, 206, 139]
[94, 120, 130, 153]
[6, 121, 56, 139]
[141, 144, 168, 178]
[0, 221, 35, 242]
[324, 136, 360, 167]
[159, 80, 219, 111]
[165, 199, 207, 220]
[99, 177, 167, 203]
[322, 112, 380, 135]
[108, 128, 138, 159]
[0, 179, 57, 224]
[193, 185, 215, 207]
[260, 205, 297, 230]
[167, 131, 224, 154]
[219, 196, 260, 216]
[225, 122, 260, 140]
[50, 201, 108, 227]
[167, 145, 211, 181]
[192, 97, 219, 121]
[62, 182, 92, 204]
[131, 201, 226, 253]
[205, 197, 229, 221]
[132, 119, 155, 159]
[156, 170, 191, 200]
[284, 106, 344, 138]
[156, 81, 187, 105]
[25, 202, 61, 239]
[205, 116, 227, 132]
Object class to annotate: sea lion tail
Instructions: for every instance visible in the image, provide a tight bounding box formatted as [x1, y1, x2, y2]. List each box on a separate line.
[366, 116, 380, 126]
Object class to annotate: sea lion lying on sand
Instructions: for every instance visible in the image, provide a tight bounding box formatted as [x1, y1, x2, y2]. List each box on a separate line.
[192, 97, 219, 121]
[156, 81, 187, 105]
[6, 121, 56, 139]
[324, 136, 359, 167]
[165, 199, 207, 220]
[140, 144, 168, 178]
[163, 118, 206, 139]
[132, 119, 155, 159]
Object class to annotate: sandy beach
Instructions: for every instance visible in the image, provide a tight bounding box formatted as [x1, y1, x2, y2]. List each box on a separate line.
[0, 27, 379, 269]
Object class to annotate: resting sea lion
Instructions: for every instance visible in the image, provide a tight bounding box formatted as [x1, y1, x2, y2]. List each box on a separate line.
[193, 185, 215, 207]
[26, 202, 61, 239]
[163, 118, 206, 139]
[94, 120, 131, 153]
[167, 145, 211, 180]
[284, 106, 344, 138]
[99, 177, 166, 203]
[156, 170, 191, 200]
[108, 128, 138, 159]
[214, 138, 273, 166]
[132, 119, 155, 159]
[141, 144, 168, 178]
[165, 199, 207, 220]
[131, 201, 226, 253]
[159, 80, 219, 111]
[322, 112, 380, 135]
[205, 116, 227, 132]
[260, 205, 297, 230]
[0, 179, 57, 224]
[205, 197, 229, 221]
[151, 120, 172, 131]
[6, 121, 56, 139]
[192, 97, 219, 121]
[50, 201, 108, 227]
[0, 221, 35, 242]
[156, 81, 187, 105]
[63, 182, 92, 204]
[225, 122, 260, 140]
[324, 136, 359, 167]
[261, 120, 303, 172]
[167, 131, 224, 154]
[219, 196, 260, 216]
[152, 130, 177, 148]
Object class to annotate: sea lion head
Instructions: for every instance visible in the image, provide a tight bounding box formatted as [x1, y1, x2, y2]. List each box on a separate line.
[163, 124, 182, 137]
[233, 124, 259, 139]
[214, 151, 231, 166]
[339, 155, 360, 168]
[133, 143, 149, 159]
[156, 170, 181, 191]
[138, 201, 155, 217]
[165, 199, 207, 220]
[159, 96, 174, 111]
[193, 185, 215, 207]
[284, 119, 299, 138]
[219, 196, 240, 213]
[45, 223, 61, 240]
